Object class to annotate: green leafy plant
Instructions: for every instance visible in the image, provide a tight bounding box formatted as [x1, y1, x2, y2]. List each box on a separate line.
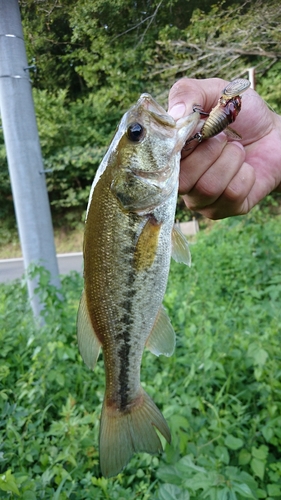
[1, 207, 281, 498]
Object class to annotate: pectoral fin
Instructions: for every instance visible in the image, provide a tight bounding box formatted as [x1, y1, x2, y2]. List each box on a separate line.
[171, 223, 191, 266]
[146, 305, 175, 357]
[77, 290, 101, 370]
[134, 217, 161, 271]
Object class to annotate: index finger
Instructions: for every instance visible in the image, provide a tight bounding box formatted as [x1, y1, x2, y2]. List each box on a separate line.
[168, 77, 229, 120]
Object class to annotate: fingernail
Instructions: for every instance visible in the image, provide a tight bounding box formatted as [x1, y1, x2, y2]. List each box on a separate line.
[168, 102, 186, 120]
[213, 132, 227, 144]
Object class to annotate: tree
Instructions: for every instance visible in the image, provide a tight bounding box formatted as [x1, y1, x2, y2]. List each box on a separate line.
[1, 0, 280, 229]
[152, 0, 281, 90]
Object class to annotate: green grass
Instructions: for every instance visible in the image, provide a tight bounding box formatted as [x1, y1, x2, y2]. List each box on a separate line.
[1, 206, 281, 499]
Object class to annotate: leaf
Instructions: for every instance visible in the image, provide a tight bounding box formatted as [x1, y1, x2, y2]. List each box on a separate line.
[256, 489, 267, 499]
[22, 492, 37, 500]
[53, 477, 68, 500]
[158, 484, 189, 500]
[239, 449, 252, 465]
[157, 466, 183, 485]
[267, 484, 281, 497]
[170, 415, 189, 434]
[236, 471, 259, 493]
[184, 473, 212, 491]
[224, 434, 244, 450]
[0, 365, 10, 380]
[215, 445, 230, 465]
[251, 458, 265, 480]
[247, 343, 268, 367]
[0, 470, 20, 495]
[176, 455, 206, 474]
[56, 373, 65, 386]
[251, 445, 268, 461]
[261, 425, 273, 442]
[217, 488, 231, 500]
[232, 482, 257, 498]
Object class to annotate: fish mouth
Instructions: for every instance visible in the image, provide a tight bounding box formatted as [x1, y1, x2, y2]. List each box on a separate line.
[138, 94, 176, 129]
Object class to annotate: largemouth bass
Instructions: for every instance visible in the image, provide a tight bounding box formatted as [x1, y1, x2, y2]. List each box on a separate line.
[77, 93, 200, 477]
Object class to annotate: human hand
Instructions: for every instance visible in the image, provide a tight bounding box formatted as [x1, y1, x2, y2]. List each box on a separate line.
[168, 78, 281, 219]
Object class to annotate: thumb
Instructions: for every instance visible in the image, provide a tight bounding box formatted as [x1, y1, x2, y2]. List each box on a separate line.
[168, 77, 228, 119]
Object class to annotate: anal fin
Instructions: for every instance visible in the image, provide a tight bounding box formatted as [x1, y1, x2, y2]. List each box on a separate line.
[77, 290, 101, 370]
[171, 223, 191, 266]
[146, 305, 175, 357]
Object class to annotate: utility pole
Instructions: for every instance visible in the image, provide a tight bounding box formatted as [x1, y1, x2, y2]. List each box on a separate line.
[0, 0, 60, 318]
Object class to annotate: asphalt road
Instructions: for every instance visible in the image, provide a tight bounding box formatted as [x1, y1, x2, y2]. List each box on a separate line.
[0, 252, 83, 283]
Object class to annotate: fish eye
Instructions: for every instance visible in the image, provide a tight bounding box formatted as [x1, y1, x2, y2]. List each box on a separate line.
[127, 123, 145, 142]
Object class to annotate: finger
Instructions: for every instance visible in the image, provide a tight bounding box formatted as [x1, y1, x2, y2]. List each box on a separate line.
[183, 160, 256, 219]
[179, 133, 228, 193]
[182, 141, 246, 208]
[168, 77, 228, 118]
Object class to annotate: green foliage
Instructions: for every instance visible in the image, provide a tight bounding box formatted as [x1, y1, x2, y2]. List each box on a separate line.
[156, 207, 281, 499]
[1, 0, 281, 227]
[256, 61, 281, 113]
[154, 0, 281, 89]
[1, 208, 281, 498]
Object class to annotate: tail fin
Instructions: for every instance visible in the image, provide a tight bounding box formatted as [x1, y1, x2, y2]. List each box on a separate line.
[99, 388, 171, 477]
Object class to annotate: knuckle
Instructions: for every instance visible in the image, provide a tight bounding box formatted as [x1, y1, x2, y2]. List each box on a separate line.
[195, 176, 219, 199]
[169, 78, 190, 100]
[223, 183, 242, 203]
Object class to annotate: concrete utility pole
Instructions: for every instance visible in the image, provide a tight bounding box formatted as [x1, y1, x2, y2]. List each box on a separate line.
[0, 0, 61, 317]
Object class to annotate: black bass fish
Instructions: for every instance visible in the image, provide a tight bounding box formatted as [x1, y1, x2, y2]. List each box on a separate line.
[77, 94, 200, 477]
